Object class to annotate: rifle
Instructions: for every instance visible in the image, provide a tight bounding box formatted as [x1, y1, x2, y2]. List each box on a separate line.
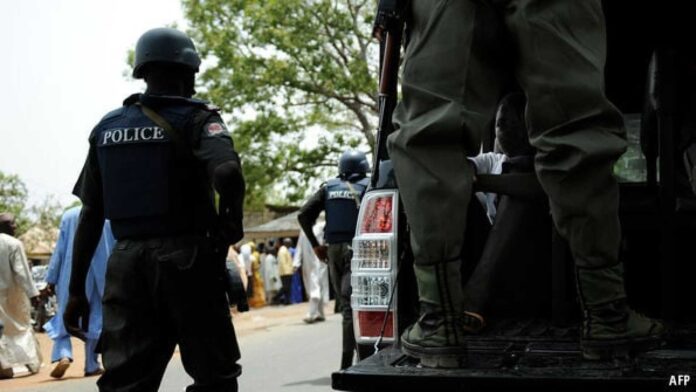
[371, 0, 407, 187]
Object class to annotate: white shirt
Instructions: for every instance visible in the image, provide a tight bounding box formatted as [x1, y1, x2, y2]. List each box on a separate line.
[0, 234, 37, 297]
[470, 152, 507, 223]
[240, 244, 253, 277]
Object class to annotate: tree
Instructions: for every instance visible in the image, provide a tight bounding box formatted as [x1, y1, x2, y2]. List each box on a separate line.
[182, 0, 378, 208]
[0, 170, 30, 234]
[0, 171, 66, 237]
[29, 196, 64, 235]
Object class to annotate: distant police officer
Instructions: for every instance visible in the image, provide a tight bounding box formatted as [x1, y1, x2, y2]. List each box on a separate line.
[64, 28, 245, 392]
[298, 150, 370, 369]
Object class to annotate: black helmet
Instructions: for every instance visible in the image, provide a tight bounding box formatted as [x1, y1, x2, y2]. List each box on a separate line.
[338, 150, 370, 178]
[132, 28, 201, 79]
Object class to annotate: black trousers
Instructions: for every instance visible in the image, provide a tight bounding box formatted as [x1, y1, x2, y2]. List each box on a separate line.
[327, 242, 354, 369]
[280, 275, 293, 305]
[98, 237, 241, 392]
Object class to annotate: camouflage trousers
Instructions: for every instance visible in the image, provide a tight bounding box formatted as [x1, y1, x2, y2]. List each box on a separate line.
[388, 0, 627, 270]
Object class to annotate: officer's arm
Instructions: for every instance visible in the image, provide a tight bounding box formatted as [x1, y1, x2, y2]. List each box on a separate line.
[214, 160, 246, 244]
[64, 142, 104, 340]
[297, 187, 325, 248]
[69, 205, 104, 296]
[69, 145, 105, 297]
[192, 113, 245, 244]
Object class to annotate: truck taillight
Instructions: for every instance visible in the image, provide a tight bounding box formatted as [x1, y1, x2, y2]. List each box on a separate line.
[359, 194, 394, 234]
[351, 274, 393, 307]
[353, 239, 392, 270]
[355, 310, 394, 339]
[352, 190, 399, 344]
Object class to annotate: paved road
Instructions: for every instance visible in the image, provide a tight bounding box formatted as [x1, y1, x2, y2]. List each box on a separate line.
[161, 312, 342, 392]
[8, 308, 343, 392]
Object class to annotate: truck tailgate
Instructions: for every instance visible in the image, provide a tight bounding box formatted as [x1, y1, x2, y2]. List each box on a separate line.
[332, 334, 696, 392]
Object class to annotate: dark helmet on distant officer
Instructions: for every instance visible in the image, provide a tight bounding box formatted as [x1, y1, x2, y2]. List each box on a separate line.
[338, 150, 370, 180]
[132, 27, 202, 79]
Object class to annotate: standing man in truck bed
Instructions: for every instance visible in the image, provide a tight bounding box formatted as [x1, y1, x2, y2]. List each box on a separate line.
[382, 0, 664, 367]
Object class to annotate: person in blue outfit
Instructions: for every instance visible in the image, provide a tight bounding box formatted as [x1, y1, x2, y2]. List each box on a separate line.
[284, 237, 304, 304]
[44, 206, 115, 378]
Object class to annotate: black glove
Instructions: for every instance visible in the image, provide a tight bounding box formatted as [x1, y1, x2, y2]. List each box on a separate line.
[63, 294, 90, 341]
[217, 212, 243, 246]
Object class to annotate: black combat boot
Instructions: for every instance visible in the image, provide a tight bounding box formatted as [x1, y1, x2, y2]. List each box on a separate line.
[401, 260, 484, 368]
[576, 264, 665, 360]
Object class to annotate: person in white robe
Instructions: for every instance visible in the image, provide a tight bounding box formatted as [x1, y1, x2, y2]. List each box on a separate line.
[293, 222, 329, 323]
[0, 213, 41, 378]
[260, 244, 281, 304]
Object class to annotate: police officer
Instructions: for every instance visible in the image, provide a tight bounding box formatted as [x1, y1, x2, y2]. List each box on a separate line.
[297, 150, 370, 369]
[63, 28, 245, 391]
[378, 1, 664, 366]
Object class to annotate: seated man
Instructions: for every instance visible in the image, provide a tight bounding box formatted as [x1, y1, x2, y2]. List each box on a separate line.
[470, 92, 536, 223]
[464, 92, 551, 321]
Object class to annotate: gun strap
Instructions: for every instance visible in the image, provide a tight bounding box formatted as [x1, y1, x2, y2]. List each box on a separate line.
[344, 181, 362, 210]
[136, 102, 192, 159]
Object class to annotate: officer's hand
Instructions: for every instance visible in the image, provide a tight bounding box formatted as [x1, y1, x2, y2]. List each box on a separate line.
[63, 295, 90, 341]
[313, 245, 328, 262]
[217, 213, 243, 247]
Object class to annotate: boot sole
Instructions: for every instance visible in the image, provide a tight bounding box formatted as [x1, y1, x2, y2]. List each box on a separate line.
[401, 340, 468, 368]
[581, 334, 665, 361]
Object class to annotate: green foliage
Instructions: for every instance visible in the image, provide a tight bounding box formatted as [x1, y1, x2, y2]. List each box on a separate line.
[0, 171, 66, 236]
[182, 0, 378, 208]
[123, 49, 136, 80]
[0, 171, 29, 234]
[29, 196, 64, 234]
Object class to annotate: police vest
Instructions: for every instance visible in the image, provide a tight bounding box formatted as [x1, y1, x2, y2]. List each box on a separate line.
[323, 177, 369, 244]
[93, 93, 217, 239]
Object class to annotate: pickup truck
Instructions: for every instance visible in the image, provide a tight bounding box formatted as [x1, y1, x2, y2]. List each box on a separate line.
[332, 2, 696, 391]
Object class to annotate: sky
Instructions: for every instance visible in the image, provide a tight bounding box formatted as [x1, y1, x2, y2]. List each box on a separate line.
[0, 0, 186, 207]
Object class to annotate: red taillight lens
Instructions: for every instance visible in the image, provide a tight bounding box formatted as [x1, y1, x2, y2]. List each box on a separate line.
[360, 195, 394, 234]
[357, 310, 394, 338]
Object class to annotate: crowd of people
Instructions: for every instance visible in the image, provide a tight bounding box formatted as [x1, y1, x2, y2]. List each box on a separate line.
[227, 232, 330, 319]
